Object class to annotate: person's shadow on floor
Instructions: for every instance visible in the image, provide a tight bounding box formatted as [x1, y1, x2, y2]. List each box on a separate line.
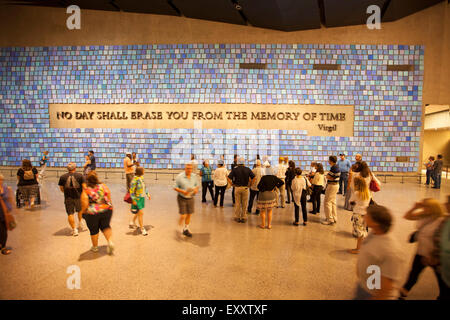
[53, 227, 73, 236]
[78, 245, 110, 261]
[173, 230, 211, 248]
[126, 225, 154, 236]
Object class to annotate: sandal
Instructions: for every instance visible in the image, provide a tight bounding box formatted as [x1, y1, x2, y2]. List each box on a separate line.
[347, 249, 359, 254]
[267, 225, 272, 229]
[1, 248, 12, 255]
[258, 225, 265, 229]
[293, 222, 300, 226]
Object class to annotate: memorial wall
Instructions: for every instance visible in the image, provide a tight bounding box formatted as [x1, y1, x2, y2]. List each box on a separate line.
[0, 43, 423, 170]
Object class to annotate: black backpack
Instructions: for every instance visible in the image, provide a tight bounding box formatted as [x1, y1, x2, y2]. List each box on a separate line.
[65, 174, 81, 196]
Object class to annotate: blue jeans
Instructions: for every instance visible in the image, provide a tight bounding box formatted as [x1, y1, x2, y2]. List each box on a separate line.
[433, 172, 442, 189]
[339, 172, 349, 194]
[425, 170, 433, 185]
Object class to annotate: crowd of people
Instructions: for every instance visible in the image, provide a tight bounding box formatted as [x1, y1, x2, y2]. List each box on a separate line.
[0, 150, 448, 300]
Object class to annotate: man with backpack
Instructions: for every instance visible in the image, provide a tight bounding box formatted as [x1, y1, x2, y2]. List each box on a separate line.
[58, 162, 86, 236]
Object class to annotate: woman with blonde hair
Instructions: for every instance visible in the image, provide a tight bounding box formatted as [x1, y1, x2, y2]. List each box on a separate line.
[399, 198, 449, 300]
[348, 176, 371, 254]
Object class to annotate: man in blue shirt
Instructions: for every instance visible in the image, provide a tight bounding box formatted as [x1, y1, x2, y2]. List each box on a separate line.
[337, 153, 351, 195]
[174, 162, 199, 237]
[88, 150, 96, 171]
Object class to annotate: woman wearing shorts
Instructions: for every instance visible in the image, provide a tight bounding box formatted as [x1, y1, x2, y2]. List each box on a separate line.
[129, 167, 151, 236]
[80, 172, 114, 254]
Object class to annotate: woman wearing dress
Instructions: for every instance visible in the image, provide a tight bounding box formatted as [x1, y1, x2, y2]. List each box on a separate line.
[256, 162, 284, 229]
[347, 176, 371, 254]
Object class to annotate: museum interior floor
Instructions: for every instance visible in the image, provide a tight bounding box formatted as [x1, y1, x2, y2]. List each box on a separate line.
[0, 175, 448, 300]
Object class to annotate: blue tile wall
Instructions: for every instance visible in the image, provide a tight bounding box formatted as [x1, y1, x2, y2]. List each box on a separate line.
[0, 44, 423, 171]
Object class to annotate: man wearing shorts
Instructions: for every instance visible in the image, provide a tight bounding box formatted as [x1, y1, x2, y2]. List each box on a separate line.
[58, 162, 86, 236]
[174, 163, 199, 237]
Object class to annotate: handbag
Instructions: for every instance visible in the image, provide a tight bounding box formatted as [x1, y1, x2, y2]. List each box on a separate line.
[304, 177, 313, 196]
[369, 172, 381, 192]
[123, 192, 133, 204]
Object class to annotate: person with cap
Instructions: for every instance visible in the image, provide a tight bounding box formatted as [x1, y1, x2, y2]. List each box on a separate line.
[275, 157, 288, 208]
[227, 157, 255, 223]
[256, 161, 284, 229]
[124, 152, 135, 191]
[337, 153, 351, 195]
[174, 162, 199, 237]
[213, 159, 228, 207]
[248, 159, 263, 215]
[57, 162, 86, 236]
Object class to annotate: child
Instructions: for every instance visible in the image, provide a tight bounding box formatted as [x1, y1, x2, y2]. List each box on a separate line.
[129, 167, 151, 236]
[348, 176, 371, 254]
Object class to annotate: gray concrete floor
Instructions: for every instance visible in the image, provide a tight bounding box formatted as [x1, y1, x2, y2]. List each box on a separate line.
[0, 176, 448, 300]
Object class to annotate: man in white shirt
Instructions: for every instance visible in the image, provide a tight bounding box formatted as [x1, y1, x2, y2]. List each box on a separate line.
[275, 157, 287, 208]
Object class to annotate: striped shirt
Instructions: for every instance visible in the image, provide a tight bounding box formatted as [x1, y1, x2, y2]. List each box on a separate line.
[327, 164, 341, 184]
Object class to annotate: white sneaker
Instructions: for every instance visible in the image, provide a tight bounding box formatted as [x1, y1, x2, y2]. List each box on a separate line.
[78, 221, 86, 231]
[72, 228, 79, 236]
[321, 220, 332, 225]
[141, 228, 148, 236]
[107, 243, 114, 255]
[90, 246, 98, 252]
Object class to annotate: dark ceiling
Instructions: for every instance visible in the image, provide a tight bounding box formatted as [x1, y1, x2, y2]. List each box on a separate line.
[4, 0, 447, 31]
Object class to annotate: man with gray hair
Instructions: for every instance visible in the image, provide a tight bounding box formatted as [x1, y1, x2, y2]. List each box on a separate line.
[174, 162, 199, 237]
[58, 162, 86, 236]
[228, 157, 255, 223]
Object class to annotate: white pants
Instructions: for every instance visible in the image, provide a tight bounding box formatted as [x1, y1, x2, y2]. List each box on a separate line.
[324, 183, 339, 222]
[275, 180, 286, 207]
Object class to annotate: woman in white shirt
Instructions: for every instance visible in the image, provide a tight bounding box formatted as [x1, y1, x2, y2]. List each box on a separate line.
[399, 198, 448, 300]
[292, 167, 311, 226]
[348, 176, 371, 254]
[309, 163, 325, 215]
[213, 160, 228, 207]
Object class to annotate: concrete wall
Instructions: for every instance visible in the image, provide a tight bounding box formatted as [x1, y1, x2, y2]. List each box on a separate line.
[423, 130, 450, 165]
